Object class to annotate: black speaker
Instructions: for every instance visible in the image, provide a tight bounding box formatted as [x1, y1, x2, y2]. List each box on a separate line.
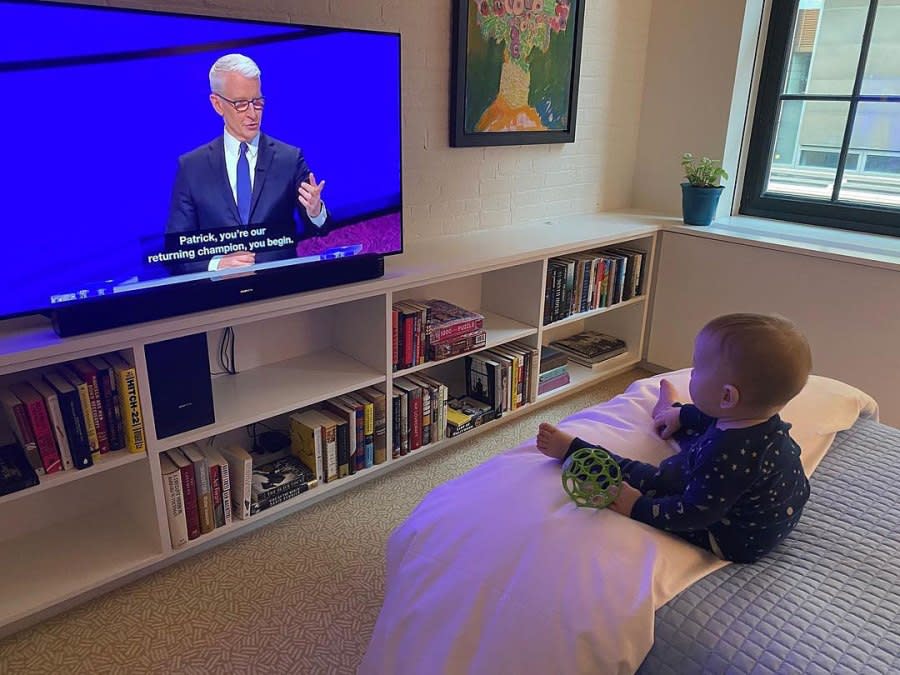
[145, 332, 215, 439]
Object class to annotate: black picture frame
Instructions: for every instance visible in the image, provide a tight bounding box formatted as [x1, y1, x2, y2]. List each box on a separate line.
[450, 0, 585, 147]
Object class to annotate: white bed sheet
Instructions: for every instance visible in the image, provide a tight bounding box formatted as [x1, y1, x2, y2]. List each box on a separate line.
[360, 370, 878, 675]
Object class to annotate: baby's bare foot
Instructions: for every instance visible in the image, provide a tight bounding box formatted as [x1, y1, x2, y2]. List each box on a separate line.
[536, 422, 575, 461]
[652, 378, 678, 417]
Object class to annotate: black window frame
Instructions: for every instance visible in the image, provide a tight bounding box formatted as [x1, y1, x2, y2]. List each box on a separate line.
[741, 0, 900, 237]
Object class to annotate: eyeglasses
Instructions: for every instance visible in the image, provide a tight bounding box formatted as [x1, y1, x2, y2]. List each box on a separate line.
[214, 93, 265, 112]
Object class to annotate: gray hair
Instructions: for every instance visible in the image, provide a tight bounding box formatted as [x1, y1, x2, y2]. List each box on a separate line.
[209, 53, 261, 93]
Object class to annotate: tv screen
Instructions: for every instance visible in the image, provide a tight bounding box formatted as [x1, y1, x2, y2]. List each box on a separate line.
[0, 1, 401, 332]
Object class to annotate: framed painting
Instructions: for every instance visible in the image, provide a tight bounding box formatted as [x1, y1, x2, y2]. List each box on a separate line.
[450, 0, 585, 147]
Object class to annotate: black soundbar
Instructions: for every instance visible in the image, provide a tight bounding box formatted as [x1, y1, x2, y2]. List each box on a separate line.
[50, 255, 385, 337]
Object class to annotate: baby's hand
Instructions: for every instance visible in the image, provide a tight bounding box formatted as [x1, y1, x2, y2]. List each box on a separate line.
[653, 406, 681, 439]
[608, 482, 641, 516]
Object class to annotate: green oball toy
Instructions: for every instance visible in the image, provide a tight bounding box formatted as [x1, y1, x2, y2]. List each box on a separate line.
[561, 447, 623, 509]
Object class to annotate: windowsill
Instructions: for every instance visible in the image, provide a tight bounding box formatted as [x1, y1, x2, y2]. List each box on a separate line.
[652, 213, 900, 272]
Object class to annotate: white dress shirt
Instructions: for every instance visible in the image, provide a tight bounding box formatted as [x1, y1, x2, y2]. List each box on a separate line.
[209, 129, 327, 271]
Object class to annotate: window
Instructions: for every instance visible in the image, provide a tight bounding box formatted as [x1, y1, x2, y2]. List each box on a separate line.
[742, 0, 900, 236]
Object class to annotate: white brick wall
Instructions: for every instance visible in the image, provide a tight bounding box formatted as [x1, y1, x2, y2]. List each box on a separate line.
[76, 0, 653, 240]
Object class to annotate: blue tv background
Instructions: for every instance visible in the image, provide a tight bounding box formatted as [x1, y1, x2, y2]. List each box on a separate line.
[0, 1, 401, 319]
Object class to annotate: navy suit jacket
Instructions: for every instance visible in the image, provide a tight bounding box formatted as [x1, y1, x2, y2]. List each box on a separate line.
[165, 133, 326, 273]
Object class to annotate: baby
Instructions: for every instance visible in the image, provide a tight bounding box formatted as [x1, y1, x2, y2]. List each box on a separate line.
[536, 313, 813, 563]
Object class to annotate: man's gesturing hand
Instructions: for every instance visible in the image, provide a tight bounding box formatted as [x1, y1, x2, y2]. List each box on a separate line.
[298, 172, 326, 218]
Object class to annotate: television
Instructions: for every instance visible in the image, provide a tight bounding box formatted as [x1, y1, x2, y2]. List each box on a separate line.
[0, 1, 402, 336]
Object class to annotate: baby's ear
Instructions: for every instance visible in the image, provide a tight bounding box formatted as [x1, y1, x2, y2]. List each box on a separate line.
[720, 384, 740, 409]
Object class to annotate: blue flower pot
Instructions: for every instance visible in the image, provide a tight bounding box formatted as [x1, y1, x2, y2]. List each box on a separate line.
[681, 183, 724, 226]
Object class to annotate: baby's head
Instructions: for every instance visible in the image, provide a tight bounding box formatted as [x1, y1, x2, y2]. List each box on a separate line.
[689, 313, 812, 419]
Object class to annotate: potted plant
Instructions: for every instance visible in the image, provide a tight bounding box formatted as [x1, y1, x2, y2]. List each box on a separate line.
[681, 153, 728, 226]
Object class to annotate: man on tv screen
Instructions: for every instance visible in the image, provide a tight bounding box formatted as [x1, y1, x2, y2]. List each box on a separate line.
[165, 53, 328, 274]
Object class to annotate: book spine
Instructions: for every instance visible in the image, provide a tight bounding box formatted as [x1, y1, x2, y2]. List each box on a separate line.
[372, 397, 387, 465]
[94, 366, 122, 451]
[410, 388, 423, 451]
[403, 313, 414, 369]
[71, 378, 100, 456]
[56, 389, 93, 469]
[209, 463, 225, 528]
[399, 391, 409, 455]
[9, 399, 36, 446]
[218, 460, 233, 526]
[43, 391, 74, 471]
[362, 401, 374, 468]
[391, 308, 399, 371]
[193, 457, 214, 534]
[428, 317, 484, 344]
[115, 364, 146, 454]
[163, 468, 189, 549]
[323, 425, 338, 482]
[20, 394, 62, 473]
[353, 407, 365, 472]
[336, 422, 350, 478]
[391, 394, 401, 459]
[81, 371, 111, 454]
[179, 462, 201, 539]
[538, 372, 571, 395]
[254, 481, 311, 512]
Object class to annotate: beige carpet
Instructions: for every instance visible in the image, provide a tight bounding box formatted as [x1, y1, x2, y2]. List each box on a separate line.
[0, 369, 649, 675]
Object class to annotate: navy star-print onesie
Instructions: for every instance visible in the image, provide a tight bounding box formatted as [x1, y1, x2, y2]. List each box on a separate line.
[566, 404, 810, 563]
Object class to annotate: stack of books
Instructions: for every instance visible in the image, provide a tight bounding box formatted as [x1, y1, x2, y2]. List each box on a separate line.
[537, 346, 570, 395]
[391, 299, 486, 370]
[0, 442, 40, 496]
[548, 331, 627, 368]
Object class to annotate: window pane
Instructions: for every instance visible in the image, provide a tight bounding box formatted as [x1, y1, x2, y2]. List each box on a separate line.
[838, 102, 900, 206]
[785, 0, 868, 95]
[861, 0, 900, 95]
[767, 100, 851, 198]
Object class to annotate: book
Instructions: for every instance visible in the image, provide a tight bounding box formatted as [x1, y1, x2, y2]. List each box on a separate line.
[159, 453, 189, 548]
[27, 376, 74, 471]
[42, 371, 93, 469]
[344, 392, 376, 467]
[539, 346, 568, 373]
[104, 352, 146, 454]
[424, 300, 484, 343]
[9, 382, 62, 474]
[427, 329, 487, 362]
[0, 387, 43, 475]
[0, 442, 40, 496]
[250, 455, 316, 513]
[358, 387, 388, 464]
[181, 443, 215, 534]
[289, 409, 325, 482]
[322, 397, 360, 475]
[59, 367, 100, 458]
[537, 372, 571, 395]
[317, 408, 351, 479]
[202, 447, 233, 527]
[549, 331, 627, 367]
[88, 355, 124, 451]
[68, 360, 111, 454]
[165, 448, 201, 540]
[219, 444, 253, 520]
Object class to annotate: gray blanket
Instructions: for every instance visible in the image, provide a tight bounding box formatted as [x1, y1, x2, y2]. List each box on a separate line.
[639, 417, 900, 674]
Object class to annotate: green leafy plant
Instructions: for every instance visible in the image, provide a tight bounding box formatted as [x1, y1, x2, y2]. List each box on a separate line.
[681, 153, 728, 187]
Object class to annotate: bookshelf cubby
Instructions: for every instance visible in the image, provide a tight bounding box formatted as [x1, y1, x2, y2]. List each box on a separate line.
[0, 214, 659, 637]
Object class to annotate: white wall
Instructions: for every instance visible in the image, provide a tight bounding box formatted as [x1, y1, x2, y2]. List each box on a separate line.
[630, 0, 747, 215]
[84, 0, 653, 241]
[647, 231, 900, 426]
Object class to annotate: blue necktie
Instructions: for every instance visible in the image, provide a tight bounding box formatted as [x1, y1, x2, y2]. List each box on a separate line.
[237, 141, 251, 224]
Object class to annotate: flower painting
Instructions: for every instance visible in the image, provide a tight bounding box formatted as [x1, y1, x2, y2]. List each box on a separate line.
[451, 0, 584, 146]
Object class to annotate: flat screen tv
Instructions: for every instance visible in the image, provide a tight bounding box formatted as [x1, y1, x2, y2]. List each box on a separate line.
[0, 1, 402, 336]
